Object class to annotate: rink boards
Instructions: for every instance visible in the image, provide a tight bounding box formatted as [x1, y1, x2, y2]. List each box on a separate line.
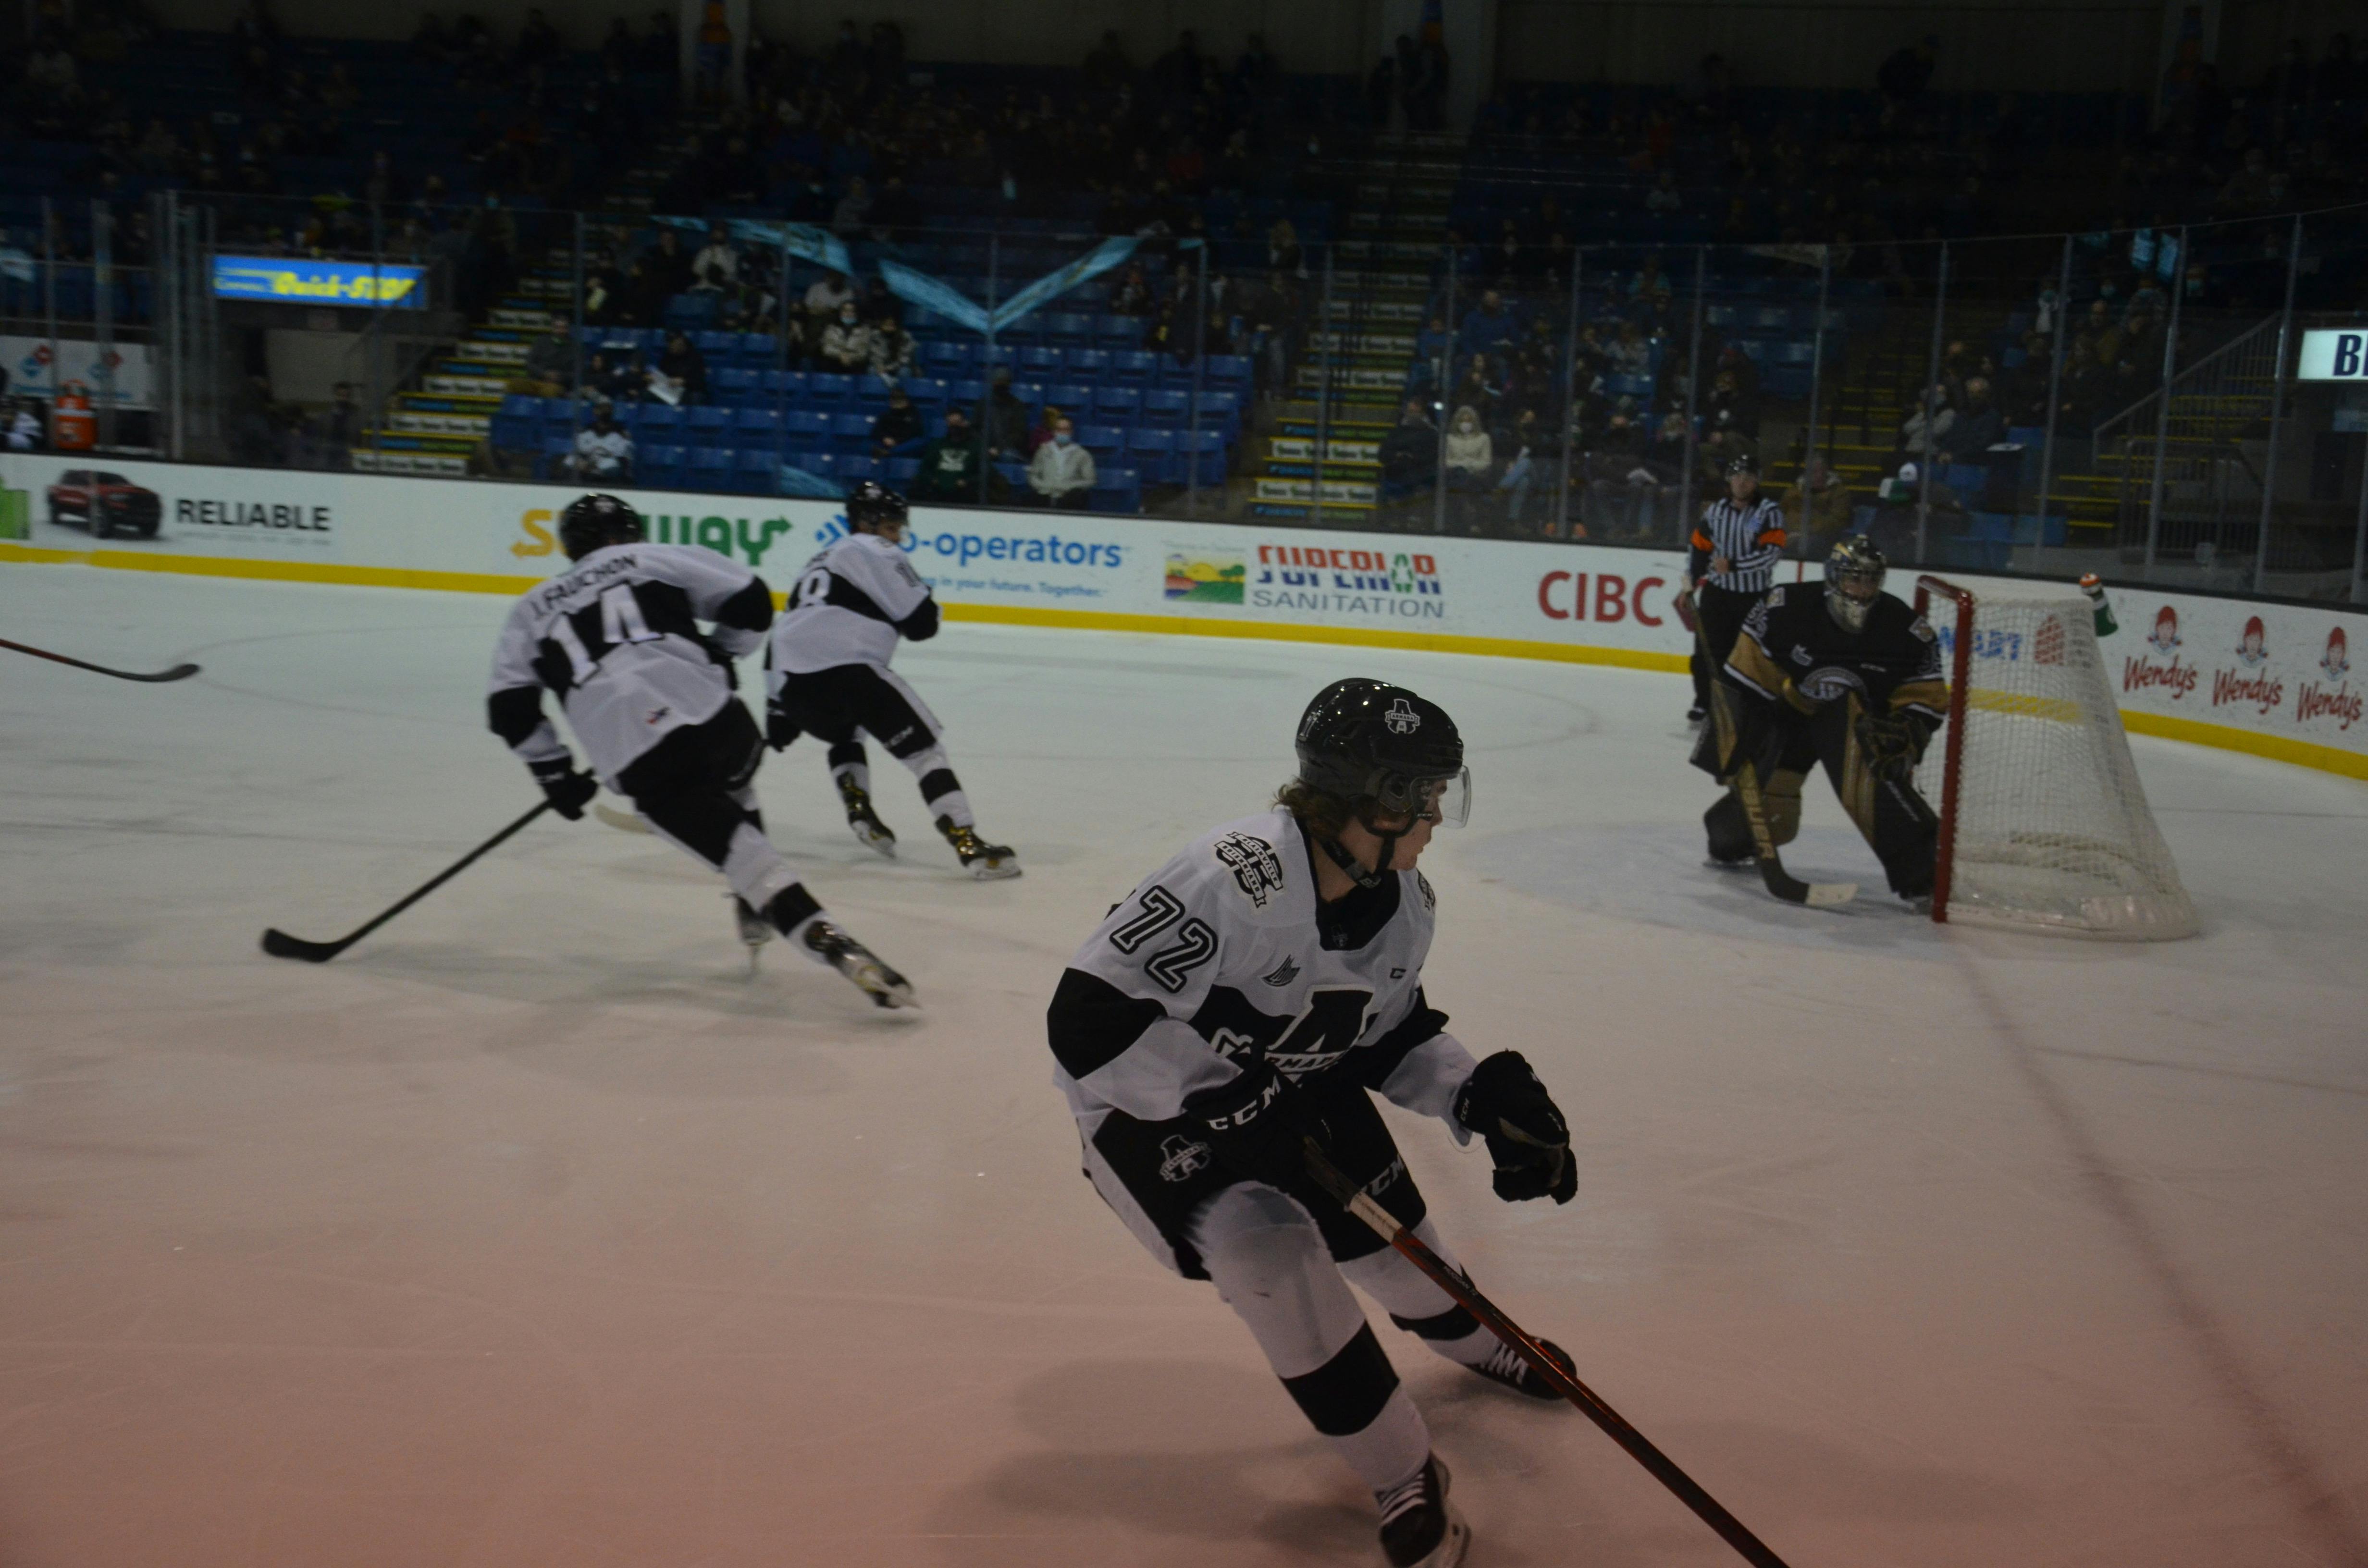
[2, 454, 2363, 778]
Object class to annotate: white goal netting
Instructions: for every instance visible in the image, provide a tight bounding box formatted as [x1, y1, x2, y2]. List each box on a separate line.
[1912, 583, 2198, 940]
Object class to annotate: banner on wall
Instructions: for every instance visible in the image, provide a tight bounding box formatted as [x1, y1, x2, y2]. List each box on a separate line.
[2, 337, 154, 406]
[0, 453, 2360, 773]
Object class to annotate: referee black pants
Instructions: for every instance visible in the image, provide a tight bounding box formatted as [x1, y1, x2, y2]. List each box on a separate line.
[1689, 583, 1761, 711]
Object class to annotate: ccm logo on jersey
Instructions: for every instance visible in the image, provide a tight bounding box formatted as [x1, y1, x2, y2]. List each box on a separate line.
[1213, 832, 1286, 907]
[1203, 1075, 1285, 1129]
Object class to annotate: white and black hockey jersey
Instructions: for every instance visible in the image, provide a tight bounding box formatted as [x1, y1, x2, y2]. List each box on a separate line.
[1049, 808, 1478, 1148]
[487, 542, 774, 784]
[768, 532, 939, 677]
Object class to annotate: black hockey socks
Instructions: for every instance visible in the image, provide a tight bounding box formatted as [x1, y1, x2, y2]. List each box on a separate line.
[900, 743, 973, 829]
[826, 741, 870, 798]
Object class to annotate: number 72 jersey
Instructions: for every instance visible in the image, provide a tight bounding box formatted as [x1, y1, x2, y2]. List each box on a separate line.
[1049, 808, 1450, 1129]
[487, 541, 774, 783]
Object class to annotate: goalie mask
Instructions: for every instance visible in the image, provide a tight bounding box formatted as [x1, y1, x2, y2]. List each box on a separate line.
[1824, 535, 1887, 634]
[1293, 678, 1470, 886]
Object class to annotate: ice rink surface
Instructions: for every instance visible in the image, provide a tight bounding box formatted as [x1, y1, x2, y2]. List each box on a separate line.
[4, 563, 2366, 1568]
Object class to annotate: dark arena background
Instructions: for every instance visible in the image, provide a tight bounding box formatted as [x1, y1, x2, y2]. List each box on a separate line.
[3, 0, 2367, 1564]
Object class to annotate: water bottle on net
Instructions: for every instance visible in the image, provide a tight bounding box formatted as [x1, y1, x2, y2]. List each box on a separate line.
[2079, 573, 2118, 637]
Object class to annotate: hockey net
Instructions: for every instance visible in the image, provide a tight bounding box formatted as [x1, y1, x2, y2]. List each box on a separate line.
[1912, 576, 2197, 940]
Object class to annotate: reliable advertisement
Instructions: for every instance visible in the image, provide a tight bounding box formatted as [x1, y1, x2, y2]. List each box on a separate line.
[2, 453, 2361, 776]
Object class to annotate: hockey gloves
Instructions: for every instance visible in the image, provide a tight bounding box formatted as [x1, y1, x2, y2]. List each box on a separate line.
[1856, 708, 1936, 784]
[529, 757, 599, 821]
[1455, 1051, 1578, 1205]
[1182, 1057, 1310, 1188]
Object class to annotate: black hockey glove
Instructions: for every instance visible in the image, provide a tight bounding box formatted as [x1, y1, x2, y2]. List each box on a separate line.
[765, 700, 800, 751]
[1454, 1051, 1577, 1205]
[529, 757, 598, 821]
[1181, 1057, 1310, 1188]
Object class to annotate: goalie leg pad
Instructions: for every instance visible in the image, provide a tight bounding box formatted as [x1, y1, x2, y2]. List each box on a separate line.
[1704, 792, 1756, 864]
[1764, 769, 1806, 846]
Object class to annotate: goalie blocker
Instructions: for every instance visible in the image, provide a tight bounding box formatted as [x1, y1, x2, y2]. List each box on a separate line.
[1693, 536, 1949, 902]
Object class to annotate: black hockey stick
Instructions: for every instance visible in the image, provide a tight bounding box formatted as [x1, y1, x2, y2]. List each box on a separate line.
[1731, 758, 1856, 908]
[261, 801, 552, 962]
[0, 635, 199, 683]
[1303, 1139, 1796, 1568]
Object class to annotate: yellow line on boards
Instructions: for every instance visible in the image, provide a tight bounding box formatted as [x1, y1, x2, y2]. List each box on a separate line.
[7, 542, 2363, 778]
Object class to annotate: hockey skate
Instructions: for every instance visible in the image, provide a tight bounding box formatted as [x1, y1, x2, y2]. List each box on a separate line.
[1469, 1335, 1575, 1401]
[800, 919, 917, 1009]
[732, 896, 774, 972]
[936, 815, 1020, 880]
[838, 777, 897, 859]
[1376, 1456, 1469, 1568]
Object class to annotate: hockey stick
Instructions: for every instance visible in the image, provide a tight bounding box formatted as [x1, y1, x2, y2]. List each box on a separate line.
[0, 635, 199, 683]
[260, 801, 552, 962]
[1302, 1139, 1795, 1568]
[1731, 759, 1856, 908]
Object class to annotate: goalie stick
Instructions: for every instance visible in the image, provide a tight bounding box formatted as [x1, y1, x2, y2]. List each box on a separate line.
[1302, 1139, 1795, 1568]
[0, 636, 199, 683]
[261, 801, 551, 962]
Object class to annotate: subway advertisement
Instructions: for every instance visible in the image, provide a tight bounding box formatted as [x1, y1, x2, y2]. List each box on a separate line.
[2, 453, 2362, 776]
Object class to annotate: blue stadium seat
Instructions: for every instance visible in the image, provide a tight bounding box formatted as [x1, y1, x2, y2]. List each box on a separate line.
[665, 293, 718, 329]
[1019, 346, 1064, 379]
[763, 369, 809, 401]
[1173, 429, 1226, 485]
[638, 405, 685, 442]
[1010, 381, 1045, 410]
[534, 434, 574, 479]
[922, 340, 974, 373]
[1199, 390, 1242, 441]
[1090, 466, 1141, 512]
[1205, 355, 1252, 390]
[641, 444, 689, 488]
[1093, 385, 1142, 423]
[903, 377, 950, 409]
[885, 457, 921, 485]
[839, 456, 880, 485]
[1095, 314, 1144, 347]
[736, 331, 777, 367]
[714, 368, 760, 403]
[1142, 389, 1189, 426]
[808, 374, 854, 407]
[1110, 350, 1158, 384]
[734, 449, 780, 492]
[948, 379, 987, 406]
[686, 405, 732, 441]
[689, 447, 736, 491]
[693, 330, 737, 361]
[492, 394, 539, 450]
[1077, 423, 1125, 462]
[830, 413, 875, 454]
[1066, 348, 1112, 382]
[1125, 427, 1175, 484]
[1045, 313, 1094, 347]
[1046, 383, 1094, 416]
[736, 407, 783, 443]
[854, 375, 897, 412]
[780, 409, 831, 445]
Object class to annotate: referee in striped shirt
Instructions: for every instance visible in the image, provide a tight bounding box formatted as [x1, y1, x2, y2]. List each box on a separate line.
[1685, 454, 1789, 721]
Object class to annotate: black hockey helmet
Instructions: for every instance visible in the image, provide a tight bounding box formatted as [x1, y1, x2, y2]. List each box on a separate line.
[846, 479, 909, 535]
[1725, 453, 1759, 477]
[558, 493, 645, 561]
[1824, 534, 1887, 632]
[1294, 678, 1470, 828]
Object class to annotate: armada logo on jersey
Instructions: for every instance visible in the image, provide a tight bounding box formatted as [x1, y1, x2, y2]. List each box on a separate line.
[1158, 1135, 1212, 1183]
[1383, 698, 1422, 734]
[1213, 832, 1286, 908]
[1262, 956, 1301, 987]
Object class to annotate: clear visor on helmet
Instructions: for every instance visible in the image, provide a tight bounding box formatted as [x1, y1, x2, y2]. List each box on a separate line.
[1374, 766, 1472, 829]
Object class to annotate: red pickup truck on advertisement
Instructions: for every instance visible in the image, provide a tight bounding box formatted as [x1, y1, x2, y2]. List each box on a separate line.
[45, 469, 161, 538]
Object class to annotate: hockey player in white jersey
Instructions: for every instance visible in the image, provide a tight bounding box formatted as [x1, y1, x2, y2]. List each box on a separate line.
[487, 493, 914, 1007]
[1046, 678, 1580, 1568]
[765, 481, 1018, 879]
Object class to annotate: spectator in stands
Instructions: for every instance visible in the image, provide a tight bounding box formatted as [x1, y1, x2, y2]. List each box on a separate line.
[1609, 321, 1653, 377]
[1494, 408, 1545, 528]
[982, 369, 1032, 463]
[514, 7, 561, 69]
[647, 227, 693, 299]
[654, 331, 709, 405]
[1877, 36, 1936, 105]
[1645, 170, 1683, 214]
[516, 329, 574, 398]
[831, 175, 873, 236]
[1782, 454, 1852, 548]
[1942, 377, 2004, 466]
[803, 269, 854, 326]
[1109, 265, 1153, 318]
[2218, 146, 2278, 213]
[1444, 405, 1493, 495]
[1028, 416, 1097, 510]
[1706, 368, 1758, 438]
[315, 383, 362, 467]
[912, 405, 983, 503]
[1459, 290, 1519, 356]
[819, 303, 871, 372]
[869, 384, 925, 459]
[1267, 220, 1304, 278]
[1899, 383, 1955, 461]
[1083, 30, 1132, 89]
[567, 404, 633, 482]
[1380, 398, 1438, 504]
[867, 314, 916, 381]
[6, 399, 44, 452]
[691, 223, 739, 291]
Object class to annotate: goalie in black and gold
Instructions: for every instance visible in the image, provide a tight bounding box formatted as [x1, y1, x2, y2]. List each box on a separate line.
[1692, 536, 1950, 901]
